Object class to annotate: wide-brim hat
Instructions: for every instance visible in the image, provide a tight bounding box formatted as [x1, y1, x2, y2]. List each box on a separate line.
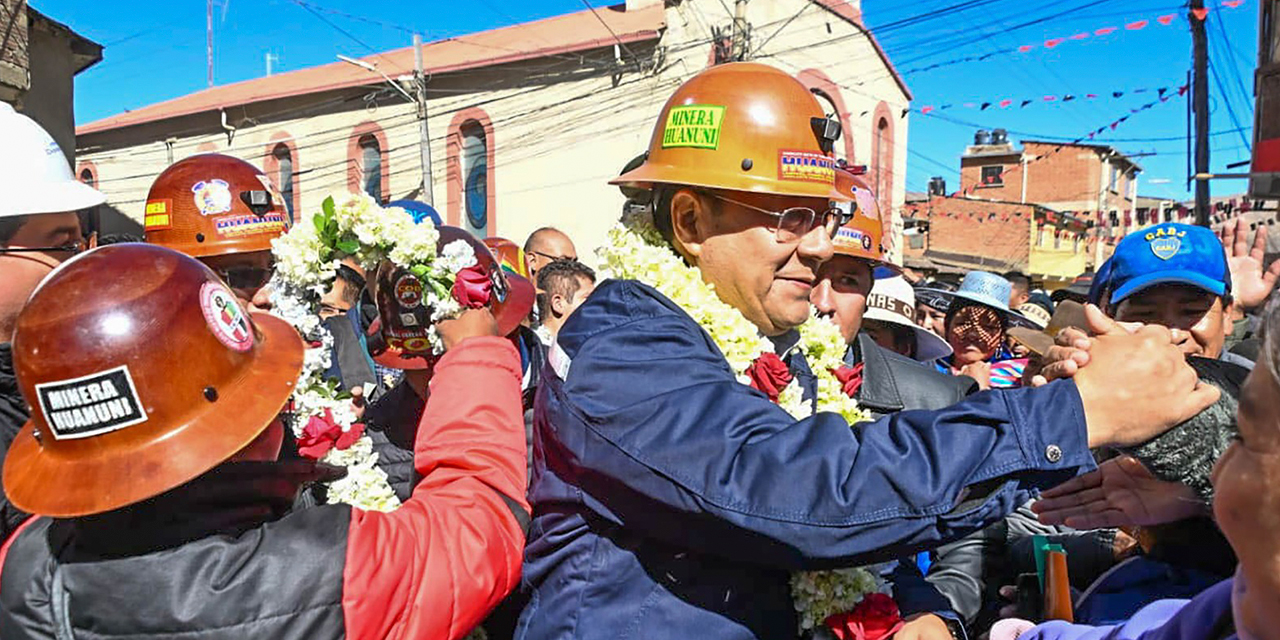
[916, 270, 1038, 329]
[862, 276, 951, 362]
[1006, 300, 1089, 356]
[5, 311, 304, 517]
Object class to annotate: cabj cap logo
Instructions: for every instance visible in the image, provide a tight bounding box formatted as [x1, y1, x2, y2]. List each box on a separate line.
[1145, 226, 1187, 260]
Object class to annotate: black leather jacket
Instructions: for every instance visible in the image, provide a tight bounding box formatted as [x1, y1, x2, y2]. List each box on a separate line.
[0, 344, 30, 542]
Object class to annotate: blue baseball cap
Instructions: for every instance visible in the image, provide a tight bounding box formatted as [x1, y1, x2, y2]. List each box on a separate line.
[1087, 257, 1112, 306]
[1108, 223, 1230, 304]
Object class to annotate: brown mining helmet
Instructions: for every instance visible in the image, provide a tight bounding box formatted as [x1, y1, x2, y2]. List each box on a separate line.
[143, 153, 290, 258]
[3, 243, 304, 517]
[482, 236, 530, 279]
[611, 62, 848, 201]
[366, 226, 535, 369]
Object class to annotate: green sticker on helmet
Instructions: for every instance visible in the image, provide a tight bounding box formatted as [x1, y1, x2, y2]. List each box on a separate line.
[662, 104, 726, 150]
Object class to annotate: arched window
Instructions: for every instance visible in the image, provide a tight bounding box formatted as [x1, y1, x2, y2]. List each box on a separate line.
[460, 121, 488, 237]
[272, 143, 295, 218]
[78, 168, 95, 188]
[359, 134, 383, 203]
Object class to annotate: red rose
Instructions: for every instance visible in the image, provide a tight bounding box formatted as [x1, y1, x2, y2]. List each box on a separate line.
[746, 352, 793, 402]
[296, 409, 366, 460]
[824, 593, 905, 640]
[334, 421, 365, 450]
[451, 264, 493, 309]
[833, 363, 865, 398]
[297, 409, 341, 460]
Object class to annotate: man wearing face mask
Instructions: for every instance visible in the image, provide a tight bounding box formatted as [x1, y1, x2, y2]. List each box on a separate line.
[143, 154, 288, 313]
[0, 104, 105, 542]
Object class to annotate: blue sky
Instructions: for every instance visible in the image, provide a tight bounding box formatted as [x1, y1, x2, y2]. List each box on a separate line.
[40, 0, 1259, 201]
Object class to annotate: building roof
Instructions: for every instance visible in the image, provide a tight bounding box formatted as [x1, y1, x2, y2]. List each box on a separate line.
[29, 8, 103, 75]
[808, 0, 912, 100]
[78, 2, 664, 135]
[1021, 139, 1143, 172]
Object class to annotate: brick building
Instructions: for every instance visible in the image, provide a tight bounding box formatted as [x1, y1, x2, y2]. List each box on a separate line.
[903, 195, 1089, 286]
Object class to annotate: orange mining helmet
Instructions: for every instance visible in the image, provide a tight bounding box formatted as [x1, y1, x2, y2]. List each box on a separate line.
[143, 153, 290, 258]
[3, 244, 304, 517]
[830, 168, 899, 273]
[611, 62, 848, 201]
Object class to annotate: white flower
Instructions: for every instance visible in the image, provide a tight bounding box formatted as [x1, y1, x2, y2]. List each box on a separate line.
[437, 239, 478, 274]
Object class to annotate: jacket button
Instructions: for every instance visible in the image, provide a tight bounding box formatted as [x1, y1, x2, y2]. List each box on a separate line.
[1045, 445, 1063, 463]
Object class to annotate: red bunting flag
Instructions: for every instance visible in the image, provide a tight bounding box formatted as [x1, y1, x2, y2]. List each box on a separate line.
[1191, 7, 1209, 20]
[1043, 95, 1056, 101]
[1126, 20, 1149, 30]
[1018, 44, 1034, 52]
[1222, 0, 1243, 7]
[1045, 38, 1064, 47]
[1156, 14, 1176, 25]
[999, 99, 1012, 108]
[1070, 32, 1089, 40]
[921, 106, 934, 114]
[1094, 27, 1117, 35]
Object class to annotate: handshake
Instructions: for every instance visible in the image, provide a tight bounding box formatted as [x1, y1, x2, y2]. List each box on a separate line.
[1027, 304, 1220, 450]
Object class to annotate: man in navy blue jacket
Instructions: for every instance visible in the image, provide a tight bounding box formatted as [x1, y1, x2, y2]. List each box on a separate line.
[517, 63, 1218, 640]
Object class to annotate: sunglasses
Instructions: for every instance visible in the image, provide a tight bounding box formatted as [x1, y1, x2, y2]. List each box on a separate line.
[529, 250, 577, 262]
[0, 238, 89, 255]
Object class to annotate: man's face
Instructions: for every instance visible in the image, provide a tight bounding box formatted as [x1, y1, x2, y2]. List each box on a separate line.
[198, 250, 275, 313]
[811, 255, 874, 344]
[0, 212, 85, 340]
[685, 190, 835, 336]
[1112, 284, 1231, 359]
[552, 275, 595, 320]
[526, 232, 577, 282]
[1211, 352, 1280, 640]
[915, 304, 946, 336]
[863, 319, 915, 359]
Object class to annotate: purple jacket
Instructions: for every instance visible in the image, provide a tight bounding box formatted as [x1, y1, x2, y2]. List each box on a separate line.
[1017, 579, 1235, 640]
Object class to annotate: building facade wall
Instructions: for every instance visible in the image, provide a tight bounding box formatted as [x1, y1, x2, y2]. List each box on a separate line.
[76, 0, 910, 266]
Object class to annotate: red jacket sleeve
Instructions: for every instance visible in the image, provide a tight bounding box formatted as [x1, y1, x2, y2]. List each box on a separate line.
[342, 336, 528, 640]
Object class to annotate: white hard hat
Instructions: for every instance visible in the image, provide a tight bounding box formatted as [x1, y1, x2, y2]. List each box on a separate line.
[0, 102, 105, 218]
[863, 276, 953, 362]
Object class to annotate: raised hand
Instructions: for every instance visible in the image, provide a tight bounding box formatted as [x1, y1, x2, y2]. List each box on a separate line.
[1033, 455, 1209, 529]
[1219, 217, 1280, 311]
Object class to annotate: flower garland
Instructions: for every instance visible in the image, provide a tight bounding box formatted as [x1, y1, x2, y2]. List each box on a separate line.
[270, 193, 475, 511]
[597, 207, 886, 635]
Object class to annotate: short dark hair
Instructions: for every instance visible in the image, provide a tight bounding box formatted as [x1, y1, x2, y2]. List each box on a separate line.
[335, 264, 365, 307]
[537, 259, 595, 316]
[1002, 271, 1031, 293]
[98, 233, 143, 246]
[0, 216, 30, 246]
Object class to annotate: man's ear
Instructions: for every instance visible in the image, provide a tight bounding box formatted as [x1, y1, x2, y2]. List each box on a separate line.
[550, 293, 566, 318]
[669, 189, 710, 263]
[1223, 296, 1236, 337]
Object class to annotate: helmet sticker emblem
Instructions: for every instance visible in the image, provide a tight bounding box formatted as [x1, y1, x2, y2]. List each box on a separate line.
[490, 268, 509, 303]
[200, 282, 254, 352]
[213, 212, 286, 238]
[662, 104, 726, 150]
[34, 365, 149, 440]
[191, 179, 233, 216]
[395, 273, 424, 308]
[144, 199, 173, 231]
[778, 150, 835, 185]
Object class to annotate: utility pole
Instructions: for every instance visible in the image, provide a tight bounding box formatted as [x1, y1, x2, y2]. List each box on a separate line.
[413, 34, 435, 206]
[731, 0, 749, 61]
[1191, 0, 1210, 226]
[265, 52, 278, 77]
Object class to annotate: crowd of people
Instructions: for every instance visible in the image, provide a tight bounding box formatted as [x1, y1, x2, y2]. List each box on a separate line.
[0, 61, 1276, 640]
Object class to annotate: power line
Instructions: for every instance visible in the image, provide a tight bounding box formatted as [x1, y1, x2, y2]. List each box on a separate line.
[580, 0, 639, 68]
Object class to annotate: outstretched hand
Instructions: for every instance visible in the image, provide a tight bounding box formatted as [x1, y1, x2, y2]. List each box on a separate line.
[1031, 305, 1146, 387]
[1219, 217, 1280, 311]
[1033, 455, 1209, 529]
